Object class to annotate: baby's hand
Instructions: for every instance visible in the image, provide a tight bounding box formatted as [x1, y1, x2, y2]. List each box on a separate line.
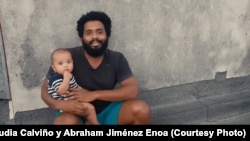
[63, 70, 72, 80]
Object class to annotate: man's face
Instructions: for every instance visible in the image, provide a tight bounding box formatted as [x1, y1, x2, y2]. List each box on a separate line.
[82, 20, 108, 57]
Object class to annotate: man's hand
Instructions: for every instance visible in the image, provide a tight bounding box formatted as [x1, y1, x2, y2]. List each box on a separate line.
[68, 87, 97, 102]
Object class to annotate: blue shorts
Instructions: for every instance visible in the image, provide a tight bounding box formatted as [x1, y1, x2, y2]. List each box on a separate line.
[55, 101, 123, 125]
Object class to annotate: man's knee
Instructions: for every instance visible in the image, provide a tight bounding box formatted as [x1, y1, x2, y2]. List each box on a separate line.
[130, 99, 151, 114]
[54, 112, 81, 125]
[125, 99, 151, 124]
[126, 100, 151, 117]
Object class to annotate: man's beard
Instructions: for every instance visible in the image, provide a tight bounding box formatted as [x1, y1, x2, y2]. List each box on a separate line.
[82, 39, 108, 57]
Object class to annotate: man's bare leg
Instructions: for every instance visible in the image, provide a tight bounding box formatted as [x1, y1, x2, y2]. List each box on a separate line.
[118, 99, 151, 125]
[54, 112, 82, 125]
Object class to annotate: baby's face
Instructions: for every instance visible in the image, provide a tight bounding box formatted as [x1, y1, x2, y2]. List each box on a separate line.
[52, 51, 73, 75]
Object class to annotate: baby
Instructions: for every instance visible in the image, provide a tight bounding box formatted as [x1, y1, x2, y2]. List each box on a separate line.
[48, 48, 99, 125]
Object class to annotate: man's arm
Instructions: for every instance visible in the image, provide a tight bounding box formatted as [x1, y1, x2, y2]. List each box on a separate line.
[94, 76, 138, 101]
[69, 76, 138, 102]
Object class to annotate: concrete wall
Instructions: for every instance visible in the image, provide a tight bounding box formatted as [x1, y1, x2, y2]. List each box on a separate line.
[0, 0, 250, 120]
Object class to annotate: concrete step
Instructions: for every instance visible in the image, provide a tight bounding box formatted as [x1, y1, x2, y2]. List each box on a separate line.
[150, 101, 207, 124]
[191, 77, 250, 99]
[198, 91, 250, 122]
[139, 84, 197, 107]
[11, 75, 250, 125]
[141, 86, 250, 124]
[203, 111, 250, 125]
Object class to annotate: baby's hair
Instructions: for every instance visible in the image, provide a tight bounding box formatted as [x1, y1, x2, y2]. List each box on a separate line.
[50, 48, 71, 62]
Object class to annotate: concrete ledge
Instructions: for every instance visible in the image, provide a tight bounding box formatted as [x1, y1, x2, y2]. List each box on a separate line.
[200, 92, 250, 122]
[151, 101, 207, 124]
[14, 108, 55, 125]
[139, 85, 197, 107]
[2, 75, 250, 125]
[205, 112, 250, 125]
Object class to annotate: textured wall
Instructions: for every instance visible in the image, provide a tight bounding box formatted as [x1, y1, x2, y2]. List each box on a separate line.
[0, 0, 250, 116]
[0, 21, 10, 99]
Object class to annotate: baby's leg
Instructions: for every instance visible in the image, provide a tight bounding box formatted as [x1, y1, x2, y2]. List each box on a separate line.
[81, 102, 99, 125]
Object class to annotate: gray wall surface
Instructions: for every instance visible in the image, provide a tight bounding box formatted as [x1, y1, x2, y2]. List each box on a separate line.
[0, 21, 10, 99]
[0, 0, 250, 120]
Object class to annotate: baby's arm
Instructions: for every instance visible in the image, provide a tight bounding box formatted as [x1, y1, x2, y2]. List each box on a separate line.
[78, 86, 83, 89]
[56, 71, 72, 95]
